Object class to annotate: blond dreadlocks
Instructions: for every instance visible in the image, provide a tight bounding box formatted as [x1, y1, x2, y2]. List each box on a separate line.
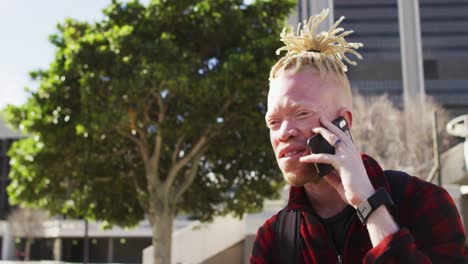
[270, 9, 363, 80]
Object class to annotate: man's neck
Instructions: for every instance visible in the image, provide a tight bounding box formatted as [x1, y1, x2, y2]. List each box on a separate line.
[304, 175, 347, 219]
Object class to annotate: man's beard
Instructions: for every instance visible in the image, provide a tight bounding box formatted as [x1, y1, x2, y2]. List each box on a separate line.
[280, 161, 322, 186]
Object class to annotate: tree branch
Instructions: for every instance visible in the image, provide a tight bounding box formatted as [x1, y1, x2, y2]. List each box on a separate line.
[173, 153, 203, 202]
[141, 99, 152, 125]
[155, 93, 165, 119]
[171, 135, 185, 165]
[218, 96, 234, 116]
[162, 96, 234, 196]
[153, 85, 169, 124]
[115, 126, 142, 148]
[148, 92, 168, 193]
[149, 133, 162, 190]
[115, 126, 155, 186]
[163, 132, 208, 194]
[127, 170, 149, 213]
[151, 132, 163, 168]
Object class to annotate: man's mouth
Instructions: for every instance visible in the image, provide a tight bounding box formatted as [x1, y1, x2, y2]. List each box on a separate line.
[284, 150, 302, 157]
[279, 148, 308, 159]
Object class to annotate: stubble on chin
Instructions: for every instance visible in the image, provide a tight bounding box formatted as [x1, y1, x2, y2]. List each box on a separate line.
[282, 164, 322, 186]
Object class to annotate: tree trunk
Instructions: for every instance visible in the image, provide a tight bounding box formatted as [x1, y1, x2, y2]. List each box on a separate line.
[151, 209, 174, 264]
[24, 238, 32, 261]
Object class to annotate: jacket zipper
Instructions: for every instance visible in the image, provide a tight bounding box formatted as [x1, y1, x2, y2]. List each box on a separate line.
[337, 254, 344, 264]
[322, 221, 343, 264]
[325, 209, 357, 264]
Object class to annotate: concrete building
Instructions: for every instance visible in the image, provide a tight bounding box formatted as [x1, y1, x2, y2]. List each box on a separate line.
[333, 0, 468, 116]
[292, 0, 468, 115]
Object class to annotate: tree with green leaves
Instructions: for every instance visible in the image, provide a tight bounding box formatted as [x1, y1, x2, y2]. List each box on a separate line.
[5, 0, 294, 263]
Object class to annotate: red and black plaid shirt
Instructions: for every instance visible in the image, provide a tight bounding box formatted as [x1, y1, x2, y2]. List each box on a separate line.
[250, 154, 468, 263]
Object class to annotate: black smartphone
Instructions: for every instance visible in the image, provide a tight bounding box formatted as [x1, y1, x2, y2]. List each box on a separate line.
[307, 116, 349, 177]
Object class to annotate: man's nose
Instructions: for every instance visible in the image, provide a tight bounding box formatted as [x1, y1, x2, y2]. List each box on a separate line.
[278, 121, 299, 141]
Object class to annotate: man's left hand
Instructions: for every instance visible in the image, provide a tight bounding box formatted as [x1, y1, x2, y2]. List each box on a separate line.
[299, 115, 375, 207]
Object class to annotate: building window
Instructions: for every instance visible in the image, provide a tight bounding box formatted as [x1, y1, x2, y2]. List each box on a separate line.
[424, 59, 438, 79]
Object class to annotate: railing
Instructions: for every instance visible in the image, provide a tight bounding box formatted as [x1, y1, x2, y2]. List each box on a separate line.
[0, 219, 154, 238]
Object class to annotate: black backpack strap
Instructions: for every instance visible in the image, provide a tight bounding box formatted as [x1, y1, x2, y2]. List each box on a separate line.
[275, 209, 301, 264]
[384, 170, 411, 223]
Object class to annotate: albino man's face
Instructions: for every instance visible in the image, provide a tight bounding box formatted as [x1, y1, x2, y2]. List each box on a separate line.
[265, 68, 347, 186]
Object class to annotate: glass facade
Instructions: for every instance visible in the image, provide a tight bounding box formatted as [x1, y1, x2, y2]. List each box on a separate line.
[292, 0, 468, 116]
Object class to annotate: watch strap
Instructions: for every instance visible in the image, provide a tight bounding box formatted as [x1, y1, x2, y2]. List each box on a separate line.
[356, 187, 395, 224]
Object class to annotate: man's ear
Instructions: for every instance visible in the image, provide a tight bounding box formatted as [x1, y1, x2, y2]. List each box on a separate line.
[337, 108, 353, 129]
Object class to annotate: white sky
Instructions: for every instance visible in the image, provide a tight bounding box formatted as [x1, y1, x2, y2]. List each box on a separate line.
[0, 0, 148, 109]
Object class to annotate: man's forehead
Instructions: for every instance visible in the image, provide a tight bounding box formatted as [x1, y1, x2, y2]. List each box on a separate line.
[269, 73, 325, 100]
[266, 71, 345, 114]
[265, 95, 321, 114]
[268, 69, 345, 98]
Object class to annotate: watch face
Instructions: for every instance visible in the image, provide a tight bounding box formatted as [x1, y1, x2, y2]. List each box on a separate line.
[357, 188, 395, 224]
[357, 199, 372, 222]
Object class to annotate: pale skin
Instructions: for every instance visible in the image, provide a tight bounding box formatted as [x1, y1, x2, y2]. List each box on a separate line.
[265, 67, 399, 247]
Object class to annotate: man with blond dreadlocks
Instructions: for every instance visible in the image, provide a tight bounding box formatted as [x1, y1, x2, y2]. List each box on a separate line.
[250, 9, 467, 264]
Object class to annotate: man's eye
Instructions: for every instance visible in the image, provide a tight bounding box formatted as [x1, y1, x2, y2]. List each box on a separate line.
[268, 120, 278, 127]
[298, 112, 308, 117]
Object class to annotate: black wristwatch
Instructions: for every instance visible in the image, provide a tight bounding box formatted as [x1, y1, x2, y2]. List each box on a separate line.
[356, 187, 395, 224]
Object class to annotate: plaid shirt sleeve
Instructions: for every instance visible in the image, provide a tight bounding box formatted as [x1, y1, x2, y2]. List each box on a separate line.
[250, 214, 279, 264]
[364, 177, 468, 263]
